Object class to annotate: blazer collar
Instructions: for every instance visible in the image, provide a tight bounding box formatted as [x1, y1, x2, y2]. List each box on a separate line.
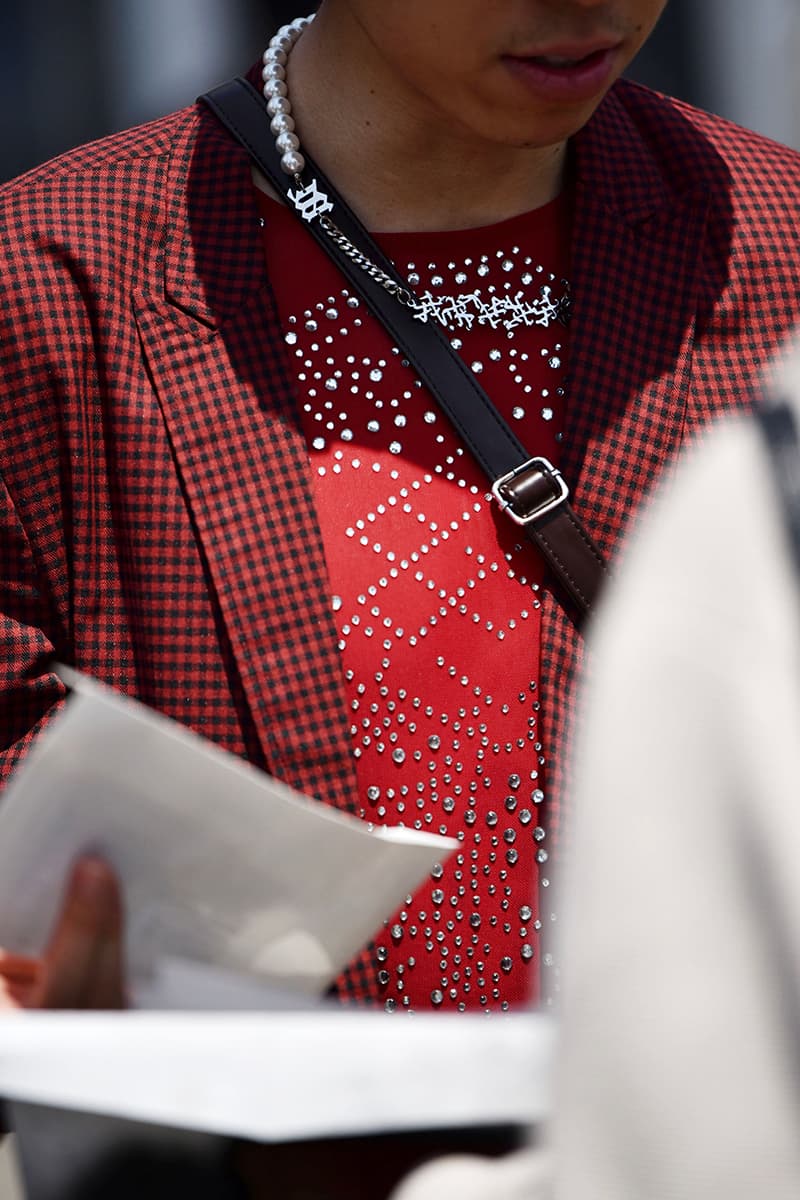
[160, 104, 267, 327]
[572, 81, 680, 222]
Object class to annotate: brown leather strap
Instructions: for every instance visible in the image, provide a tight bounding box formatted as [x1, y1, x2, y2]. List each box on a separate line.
[493, 457, 607, 613]
[201, 78, 610, 628]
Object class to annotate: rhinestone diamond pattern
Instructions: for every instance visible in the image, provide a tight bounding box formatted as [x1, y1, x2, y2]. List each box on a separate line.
[260, 193, 571, 1010]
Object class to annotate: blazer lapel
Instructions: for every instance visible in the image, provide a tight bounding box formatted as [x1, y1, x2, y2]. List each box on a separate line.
[565, 86, 710, 550]
[541, 85, 711, 843]
[134, 108, 359, 813]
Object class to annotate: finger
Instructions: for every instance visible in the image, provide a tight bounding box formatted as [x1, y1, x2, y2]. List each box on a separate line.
[0, 951, 43, 1009]
[39, 856, 125, 1009]
[0, 950, 41, 983]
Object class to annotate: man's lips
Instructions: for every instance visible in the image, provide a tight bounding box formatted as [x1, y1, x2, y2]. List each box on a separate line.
[525, 48, 610, 68]
[509, 38, 623, 66]
[501, 43, 622, 102]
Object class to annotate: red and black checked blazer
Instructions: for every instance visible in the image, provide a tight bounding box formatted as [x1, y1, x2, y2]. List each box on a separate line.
[2, 78, 800, 991]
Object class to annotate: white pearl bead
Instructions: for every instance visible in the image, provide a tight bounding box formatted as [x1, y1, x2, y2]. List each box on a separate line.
[262, 61, 286, 81]
[281, 150, 305, 175]
[263, 46, 287, 66]
[263, 77, 288, 99]
[270, 112, 296, 136]
[267, 95, 291, 117]
[276, 131, 300, 154]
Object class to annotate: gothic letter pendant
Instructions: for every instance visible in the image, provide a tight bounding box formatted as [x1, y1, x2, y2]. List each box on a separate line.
[288, 177, 334, 222]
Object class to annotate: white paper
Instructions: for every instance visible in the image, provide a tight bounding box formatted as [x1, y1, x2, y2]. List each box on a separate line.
[0, 667, 457, 998]
[0, 1010, 554, 1141]
[137, 956, 327, 1010]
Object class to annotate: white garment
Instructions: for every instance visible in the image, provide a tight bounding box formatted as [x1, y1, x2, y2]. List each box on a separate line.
[392, 348, 800, 1200]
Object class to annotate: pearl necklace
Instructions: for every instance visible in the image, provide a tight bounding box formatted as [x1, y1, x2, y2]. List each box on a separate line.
[261, 13, 315, 177]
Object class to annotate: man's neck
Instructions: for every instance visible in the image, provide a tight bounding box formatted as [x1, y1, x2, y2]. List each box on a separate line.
[277, 9, 567, 234]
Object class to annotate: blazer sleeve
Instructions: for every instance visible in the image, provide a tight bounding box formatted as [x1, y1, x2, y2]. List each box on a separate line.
[0, 470, 66, 787]
[0, 197, 70, 787]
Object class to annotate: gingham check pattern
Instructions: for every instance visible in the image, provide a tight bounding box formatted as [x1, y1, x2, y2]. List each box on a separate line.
[2, 78, 800, 1000]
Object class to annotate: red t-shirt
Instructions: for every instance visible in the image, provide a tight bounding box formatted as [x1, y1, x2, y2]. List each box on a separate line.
[259, 189, 571, 1011]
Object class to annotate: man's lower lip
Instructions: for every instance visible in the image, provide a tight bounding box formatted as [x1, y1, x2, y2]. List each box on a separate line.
[502, 48, 618, 102]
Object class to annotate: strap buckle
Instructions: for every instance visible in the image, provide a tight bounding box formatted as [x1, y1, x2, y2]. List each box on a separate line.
[491, 456, 569, 526]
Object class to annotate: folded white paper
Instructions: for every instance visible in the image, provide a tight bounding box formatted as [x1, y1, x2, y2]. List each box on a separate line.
[0, 1010, 554, 1141]
[0, 667, 457, 999]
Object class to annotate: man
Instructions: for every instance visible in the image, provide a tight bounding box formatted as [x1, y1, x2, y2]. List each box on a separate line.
[2, 0, 800, 1011]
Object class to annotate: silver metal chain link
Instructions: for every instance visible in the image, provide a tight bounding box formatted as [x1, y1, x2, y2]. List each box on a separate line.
[318, 214, 426, 318]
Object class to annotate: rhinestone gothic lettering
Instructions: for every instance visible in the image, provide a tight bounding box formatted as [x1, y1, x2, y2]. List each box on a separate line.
[411, 282, 570, 333]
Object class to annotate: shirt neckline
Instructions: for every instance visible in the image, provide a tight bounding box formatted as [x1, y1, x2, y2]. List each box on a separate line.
[254, 184, 572, 247]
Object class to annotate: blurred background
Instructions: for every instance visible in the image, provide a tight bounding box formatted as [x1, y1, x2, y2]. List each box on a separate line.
[2, 0, 800, 183]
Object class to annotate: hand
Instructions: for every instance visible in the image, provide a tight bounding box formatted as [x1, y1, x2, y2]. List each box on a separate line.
[0, 856, 126, 1009]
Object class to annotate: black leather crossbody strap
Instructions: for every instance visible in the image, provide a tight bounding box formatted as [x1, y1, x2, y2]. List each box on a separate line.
[200, 77, 609, 625]
[756, 400, 800, 576]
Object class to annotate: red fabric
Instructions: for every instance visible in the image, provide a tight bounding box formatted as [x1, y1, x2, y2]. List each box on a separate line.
[2, 79, 800, 1004]
[260, 195, 571, 1008]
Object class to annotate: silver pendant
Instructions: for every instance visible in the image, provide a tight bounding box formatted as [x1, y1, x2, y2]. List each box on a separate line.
[288, 177, 334, 222]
